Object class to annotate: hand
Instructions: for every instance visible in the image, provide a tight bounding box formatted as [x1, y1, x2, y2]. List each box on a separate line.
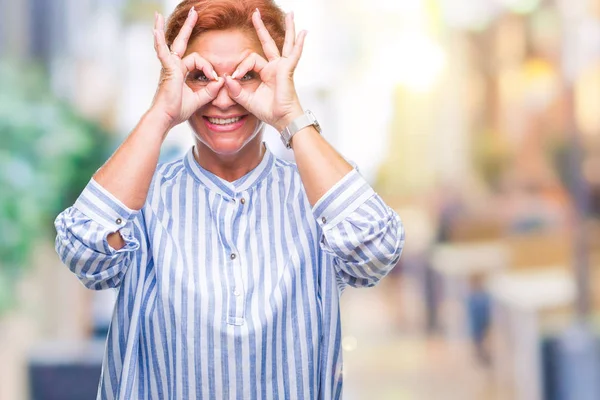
[224, 10, 307, 132]
[150, 8, 224, 131]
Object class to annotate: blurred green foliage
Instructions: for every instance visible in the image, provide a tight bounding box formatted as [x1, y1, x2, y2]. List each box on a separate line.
[0, 61, 111, 314]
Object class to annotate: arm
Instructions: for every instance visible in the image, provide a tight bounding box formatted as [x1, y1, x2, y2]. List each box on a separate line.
[55, 8, 224, 284]
[224, 10, 352, 204]
[96, 111, 167, 250]
[224, 10, 404, 285]
[96, 9, 223, 250]
[286, 126, 353, 205]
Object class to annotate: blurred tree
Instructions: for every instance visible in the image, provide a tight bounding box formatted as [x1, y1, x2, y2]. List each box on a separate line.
[0, 61, 111, 314]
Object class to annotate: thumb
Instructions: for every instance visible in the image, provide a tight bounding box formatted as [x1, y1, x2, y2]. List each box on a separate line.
[194, 78, 225, 107]
[224, 75, 253, 110]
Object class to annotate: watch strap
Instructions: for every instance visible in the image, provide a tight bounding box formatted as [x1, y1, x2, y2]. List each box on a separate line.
[280, 110, 320, 149]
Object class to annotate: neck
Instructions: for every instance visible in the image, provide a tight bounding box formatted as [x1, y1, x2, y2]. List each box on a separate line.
[194, 136, 265, 182]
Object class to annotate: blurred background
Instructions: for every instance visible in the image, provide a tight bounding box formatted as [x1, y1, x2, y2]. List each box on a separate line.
[1, 0, 600, 398]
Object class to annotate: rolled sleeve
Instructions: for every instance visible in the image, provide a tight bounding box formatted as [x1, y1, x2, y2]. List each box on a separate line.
[313, 169, 375, 231]
[74, 178, 138, 234]
[55, 179, 143, 289]
[313, 169, 404, 289]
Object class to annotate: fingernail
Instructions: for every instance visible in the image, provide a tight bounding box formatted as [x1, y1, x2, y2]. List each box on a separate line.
[231, 70, 239, 79]
[255, 8, 261, 17]
[212, 70, 219, 80]
[189, 6, 195, 16]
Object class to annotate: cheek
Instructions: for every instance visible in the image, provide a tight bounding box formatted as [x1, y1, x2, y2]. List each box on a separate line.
[187, 82, 209, 93]
[188, 114, 205, 133]
[240, 80, 261, 93]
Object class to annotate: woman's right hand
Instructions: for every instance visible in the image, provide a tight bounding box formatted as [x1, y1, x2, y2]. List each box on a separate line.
[150, 8, 224, 132]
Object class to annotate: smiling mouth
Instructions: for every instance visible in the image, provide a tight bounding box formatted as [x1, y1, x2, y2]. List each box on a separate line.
[204, 116, 245, 125]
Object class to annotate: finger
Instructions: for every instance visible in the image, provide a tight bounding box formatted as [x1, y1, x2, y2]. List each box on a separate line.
[171, 7, 198, 56]
[153, 10, 163, 32]
[224, 75, 253, 110]
[194, 79, 225, 107]
[252, 8, 280, 61]
[154, 13, 169, 67]
[153, 13, 172, 67]
[288, 30, 307, 66]
[231, 53, 268, 80]
[282, 12, 295, 58]
[181, 52, 218, 80]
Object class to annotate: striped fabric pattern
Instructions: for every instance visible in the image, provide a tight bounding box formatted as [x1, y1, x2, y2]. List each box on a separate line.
[54, 145, 404, 400]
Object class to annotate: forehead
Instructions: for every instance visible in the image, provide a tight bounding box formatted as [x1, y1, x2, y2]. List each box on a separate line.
[186, 29, 263, 72]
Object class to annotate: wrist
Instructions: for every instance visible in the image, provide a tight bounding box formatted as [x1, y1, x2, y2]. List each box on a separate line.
[275, 105, 305, 133]
[144, 108, 175, 139]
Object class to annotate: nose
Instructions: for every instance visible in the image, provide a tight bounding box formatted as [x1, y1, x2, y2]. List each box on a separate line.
[211, 84, 236, 110]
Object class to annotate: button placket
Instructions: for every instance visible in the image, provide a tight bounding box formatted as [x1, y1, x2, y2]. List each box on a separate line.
[227, 248, 245, 325]
[220, 201, 241, 325]
[224, 191, 247, 325]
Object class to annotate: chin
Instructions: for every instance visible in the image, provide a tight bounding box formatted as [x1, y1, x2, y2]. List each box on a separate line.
[193, 128, 265, 158]
[201, 137, 253, 156]
[189, 114, 264, 157]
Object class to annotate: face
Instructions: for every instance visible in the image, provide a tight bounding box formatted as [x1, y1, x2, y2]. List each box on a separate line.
[185, 29, 264, 158]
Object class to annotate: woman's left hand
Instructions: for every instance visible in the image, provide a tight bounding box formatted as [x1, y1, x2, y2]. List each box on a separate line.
[224, 10, 307, 132]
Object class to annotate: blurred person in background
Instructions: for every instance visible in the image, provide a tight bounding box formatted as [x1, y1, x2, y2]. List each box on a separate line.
[53, 0, 405, 398]
[494, 167, 569, 234]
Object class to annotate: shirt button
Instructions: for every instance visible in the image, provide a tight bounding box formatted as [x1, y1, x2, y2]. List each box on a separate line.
[116, 218, 122, 225]
[230, 253, 237, 260]
[321, 217, 327, 224]
[240, 197, 246, 205]
[233, 288, 241, 296]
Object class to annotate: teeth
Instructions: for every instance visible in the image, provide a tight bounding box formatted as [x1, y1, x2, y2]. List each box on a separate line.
[207, 116, 242, 125]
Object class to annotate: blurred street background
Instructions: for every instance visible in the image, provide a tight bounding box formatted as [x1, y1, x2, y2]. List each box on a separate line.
[1, 0, 600, 399]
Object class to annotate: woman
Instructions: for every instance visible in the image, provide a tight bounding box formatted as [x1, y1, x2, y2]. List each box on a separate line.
[55, 0, 404, 398]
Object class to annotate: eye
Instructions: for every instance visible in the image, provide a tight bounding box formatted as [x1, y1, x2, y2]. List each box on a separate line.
[240, 71, 257, 82]
[189, 70, 210, 83]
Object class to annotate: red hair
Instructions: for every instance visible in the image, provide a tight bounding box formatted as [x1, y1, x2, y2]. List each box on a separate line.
[165, 0, 286, 51]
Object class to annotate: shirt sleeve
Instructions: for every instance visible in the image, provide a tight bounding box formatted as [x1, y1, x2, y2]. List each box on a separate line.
[312, 169, 405, 289]
[54, 178, 145, 290]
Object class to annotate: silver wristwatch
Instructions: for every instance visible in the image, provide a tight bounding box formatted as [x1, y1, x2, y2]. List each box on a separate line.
[280, 110, 321, 149]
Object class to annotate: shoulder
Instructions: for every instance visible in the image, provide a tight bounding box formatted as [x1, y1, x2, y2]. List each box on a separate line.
[273, 155, 298, 172]
[271, 154, 301, 183]
[147, 155, 188, 199]
[155, 157, 187, 183]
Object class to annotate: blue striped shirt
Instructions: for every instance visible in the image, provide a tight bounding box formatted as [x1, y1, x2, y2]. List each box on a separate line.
[54, 145, 404, 399]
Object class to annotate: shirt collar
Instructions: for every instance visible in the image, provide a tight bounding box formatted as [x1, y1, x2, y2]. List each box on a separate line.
[183, 143, 275, 198]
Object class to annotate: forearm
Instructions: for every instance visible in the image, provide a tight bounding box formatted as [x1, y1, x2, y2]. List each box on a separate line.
[93, 109, 168, 250]
[289, 125, 353, 206]
[94, 109, 169, 210]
